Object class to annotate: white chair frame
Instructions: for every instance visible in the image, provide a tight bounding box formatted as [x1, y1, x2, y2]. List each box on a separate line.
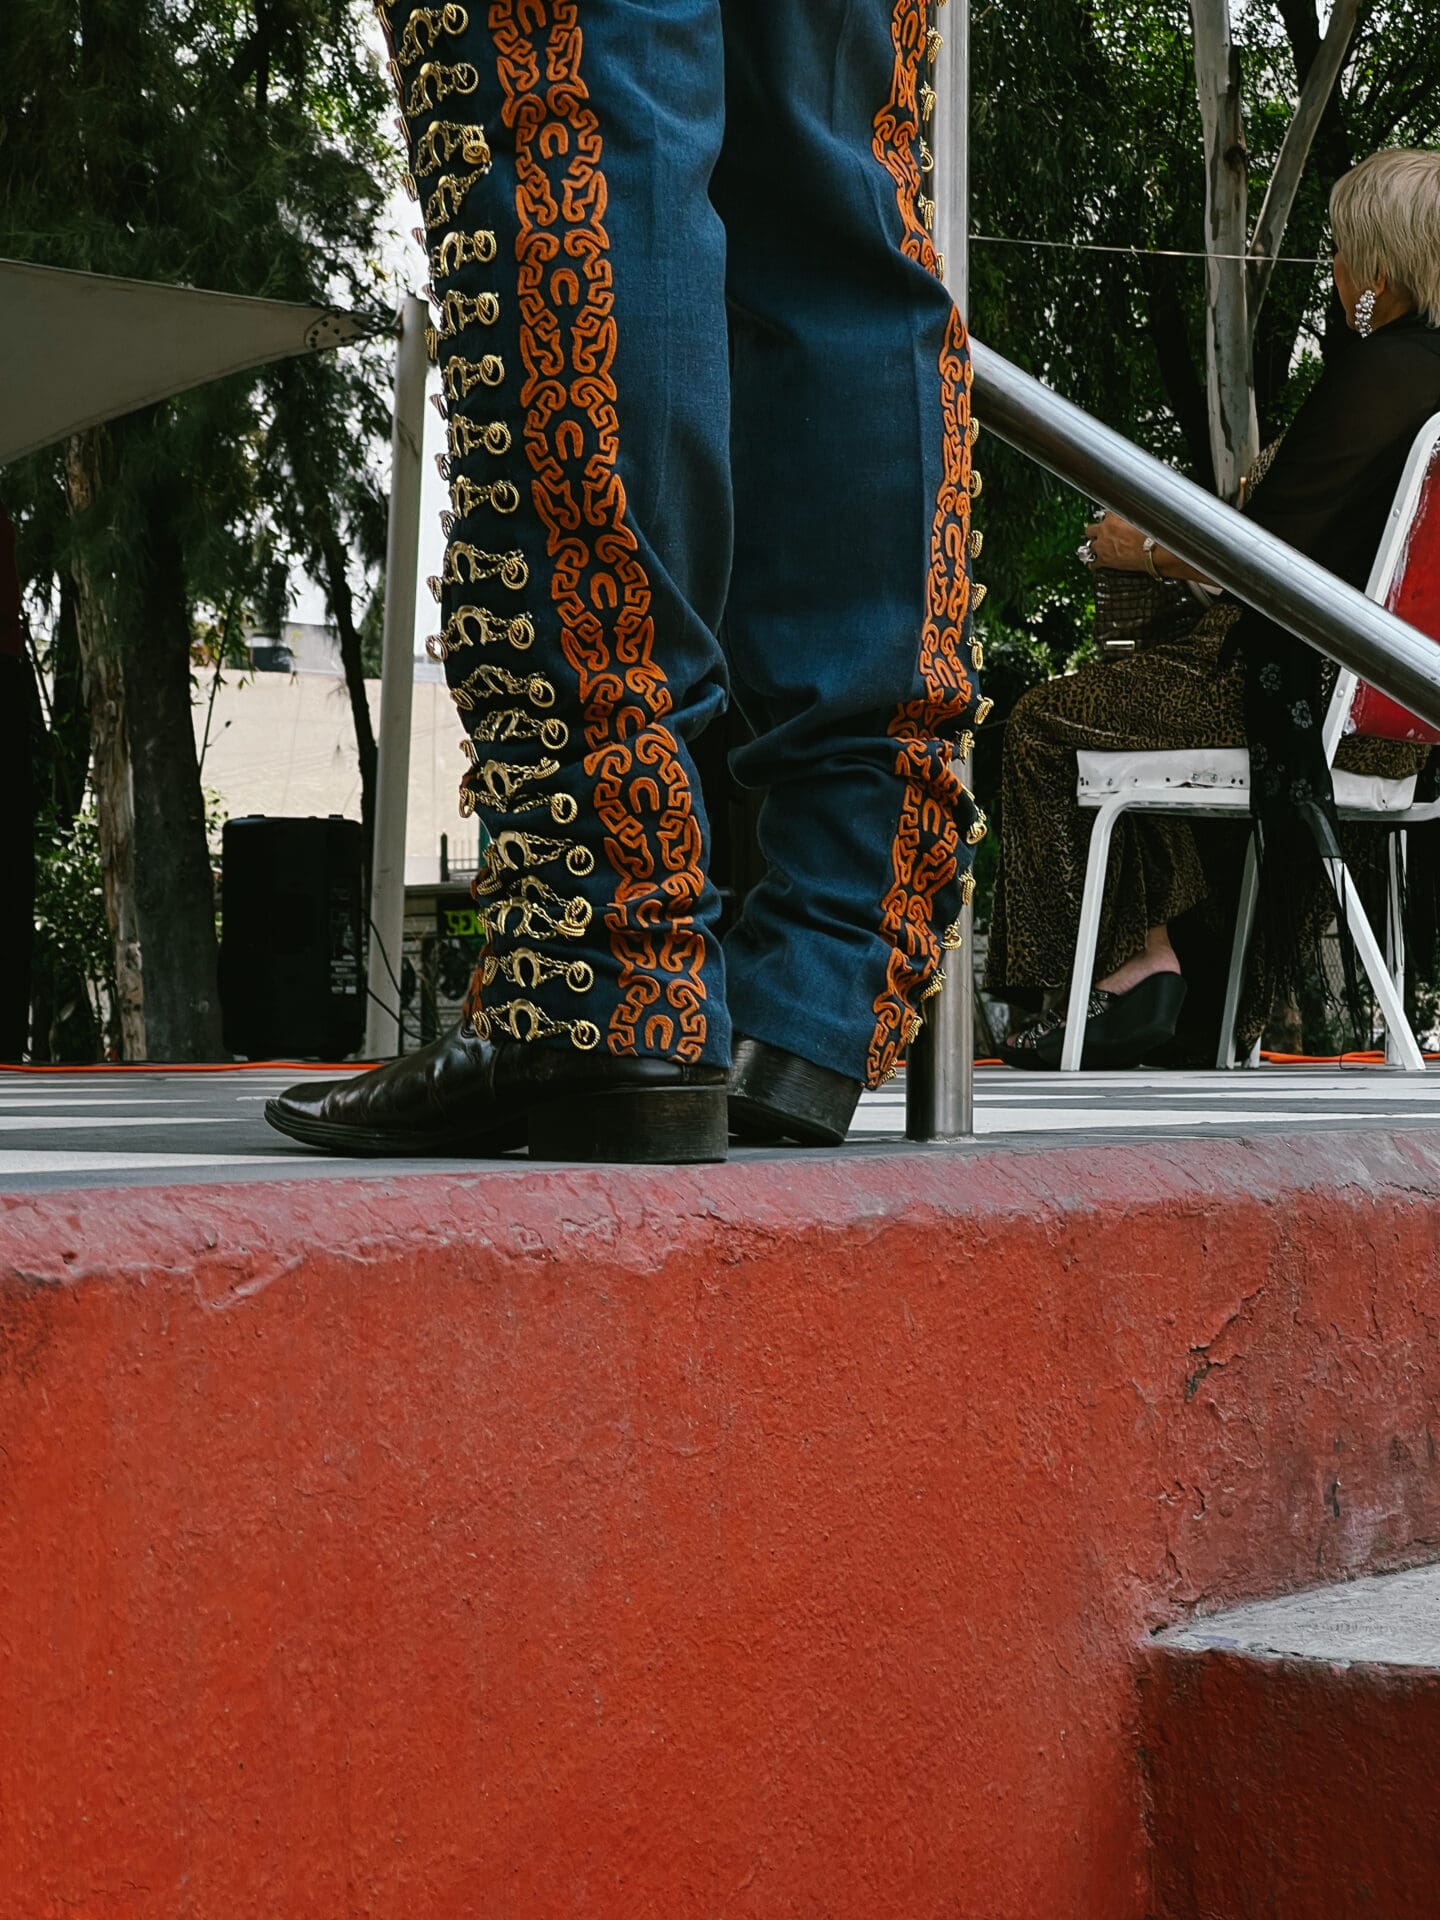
[1060, 413, 1440, 1074]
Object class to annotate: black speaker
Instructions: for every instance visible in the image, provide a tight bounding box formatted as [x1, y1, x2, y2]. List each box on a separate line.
[219, 815, 366, 1060]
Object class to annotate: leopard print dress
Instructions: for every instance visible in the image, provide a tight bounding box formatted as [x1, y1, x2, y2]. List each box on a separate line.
[985, 598, 1427, 1046]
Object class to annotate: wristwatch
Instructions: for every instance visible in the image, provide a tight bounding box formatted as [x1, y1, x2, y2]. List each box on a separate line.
[1141, 536, 1163, 582]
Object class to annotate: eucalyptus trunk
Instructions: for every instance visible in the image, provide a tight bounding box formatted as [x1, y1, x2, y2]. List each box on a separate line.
[65, 427, 145, 1059]
[64, 426, 225, 1062]
[124, 478, 225, 1062]
[1190, 0, 1260, 504]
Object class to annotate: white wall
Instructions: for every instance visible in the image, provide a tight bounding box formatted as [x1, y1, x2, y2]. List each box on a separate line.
[193, 668, 486, 886]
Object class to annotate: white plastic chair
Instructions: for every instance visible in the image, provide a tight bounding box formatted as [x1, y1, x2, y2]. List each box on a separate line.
[1060, 412, 1440, 1074]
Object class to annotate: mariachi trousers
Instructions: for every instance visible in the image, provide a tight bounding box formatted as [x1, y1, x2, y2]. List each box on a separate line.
[378, 0, 987, 1090]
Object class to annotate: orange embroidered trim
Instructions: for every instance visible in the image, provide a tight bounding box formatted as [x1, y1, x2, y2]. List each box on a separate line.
[865, 0, 977, 1088]
[489, 0, 709, 1062]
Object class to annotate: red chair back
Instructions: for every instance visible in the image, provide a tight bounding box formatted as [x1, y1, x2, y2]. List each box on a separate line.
[1351, 427, 1440, 744]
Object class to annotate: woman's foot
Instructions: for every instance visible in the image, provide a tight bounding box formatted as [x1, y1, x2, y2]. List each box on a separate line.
[1004, 928, 1181, 1049]
[1001, 992, 1113, 1066]
[1094, 925, 1183, 997]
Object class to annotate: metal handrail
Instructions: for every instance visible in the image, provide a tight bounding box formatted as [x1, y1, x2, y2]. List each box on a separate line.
[970, 338, 1440, 731]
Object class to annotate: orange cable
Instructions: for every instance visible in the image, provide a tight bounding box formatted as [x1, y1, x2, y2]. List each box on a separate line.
[1259, 1048, 1440, 1065]
[0, 1060, 381, 1075]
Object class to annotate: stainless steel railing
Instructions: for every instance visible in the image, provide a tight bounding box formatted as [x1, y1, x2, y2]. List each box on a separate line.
[906, 0, 977, 1142]
[970, 341, 1440, 729]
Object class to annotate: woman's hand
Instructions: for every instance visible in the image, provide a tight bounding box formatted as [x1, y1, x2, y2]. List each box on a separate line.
[1083, 512, 1150, 572]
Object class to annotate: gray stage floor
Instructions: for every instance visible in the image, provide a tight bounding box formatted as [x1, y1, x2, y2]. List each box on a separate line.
[0, 1061, 1437, 1193]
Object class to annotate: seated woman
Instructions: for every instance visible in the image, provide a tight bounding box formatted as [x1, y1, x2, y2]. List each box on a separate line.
[987, 147, 1440, 1069]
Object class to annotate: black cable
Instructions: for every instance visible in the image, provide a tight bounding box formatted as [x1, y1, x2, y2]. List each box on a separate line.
[368, 911, 459, 1045]
[366, 914, 405, 1003]
[365, 913, 410, 1051]
[365, 983, 402, 1024]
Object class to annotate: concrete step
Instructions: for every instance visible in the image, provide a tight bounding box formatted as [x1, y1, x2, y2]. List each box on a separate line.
[1143, 1564, 1440, 1918]
[5, 1130, 1440, 1918]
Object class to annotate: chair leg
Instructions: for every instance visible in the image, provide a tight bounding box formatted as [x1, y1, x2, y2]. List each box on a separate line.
[1061, 799, 1124, 1073]
[1323, 855, 1427, 1071]
[1217, 835, 1260, 1070]
[1386, 833, 1409, 1069]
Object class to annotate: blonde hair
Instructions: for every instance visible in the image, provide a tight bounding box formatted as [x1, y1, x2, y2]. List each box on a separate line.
[1331, 149, 1440, 326]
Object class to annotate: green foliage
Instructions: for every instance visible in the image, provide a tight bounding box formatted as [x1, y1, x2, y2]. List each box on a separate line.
[0, 1, 401, 1056]
[0, 0, 400, 635]
[970, 0, 1440, 682]
[32, 802, 116, 1054]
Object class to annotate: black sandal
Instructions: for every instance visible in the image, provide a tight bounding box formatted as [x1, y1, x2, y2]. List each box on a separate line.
[1000, 973, 1188, 1071]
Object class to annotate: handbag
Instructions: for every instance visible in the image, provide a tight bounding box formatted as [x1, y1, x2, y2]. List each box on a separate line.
[1094, 566, 1205, 660]
[1093, 442, 1281, 662]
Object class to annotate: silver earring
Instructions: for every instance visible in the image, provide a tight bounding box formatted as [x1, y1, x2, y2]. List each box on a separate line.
[1355, 288, 1377, 338]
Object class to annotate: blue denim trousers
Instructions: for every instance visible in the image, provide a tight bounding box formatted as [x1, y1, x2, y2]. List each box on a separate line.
[380, 0, 986, 1088]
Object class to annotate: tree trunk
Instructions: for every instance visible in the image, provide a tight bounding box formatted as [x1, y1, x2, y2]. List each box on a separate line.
[64, 430, 226, 1063]
[30, 576, 103, 1064]
[65, 428, 145, 1060]
[319, 517, 377, 897]
[0, 652, 38, 1060]
[49, 578, 92, 828]
[124, 479, 225, 1062]
[1190, 0, 1260, 502]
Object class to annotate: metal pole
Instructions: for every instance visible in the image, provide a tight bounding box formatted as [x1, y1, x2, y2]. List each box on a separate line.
[908, 0, 975, 1143]
[970, 338, 1440, 731]
[364, 295, 427, 1058]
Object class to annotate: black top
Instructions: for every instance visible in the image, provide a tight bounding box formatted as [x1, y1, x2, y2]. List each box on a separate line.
[1243, 308, 1440, 599]
[1229, 308, 1440, 1030]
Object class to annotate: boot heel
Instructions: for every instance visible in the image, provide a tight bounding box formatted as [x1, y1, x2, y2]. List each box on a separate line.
[527, 1085, 729, 1165]
[729, 1038, 862, 1147]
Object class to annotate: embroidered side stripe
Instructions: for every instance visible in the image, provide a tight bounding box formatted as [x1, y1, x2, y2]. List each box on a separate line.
[865, 0, 983, 1087]
[490, 0, 710, 1063]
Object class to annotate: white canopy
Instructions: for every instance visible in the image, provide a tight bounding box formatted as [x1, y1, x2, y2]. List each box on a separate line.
[0, 257, 387, 465]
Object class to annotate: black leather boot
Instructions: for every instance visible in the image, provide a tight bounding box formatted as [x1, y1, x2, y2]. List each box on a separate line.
[265, 1024, 729, 1165]
[727, 1037, 863, 1147]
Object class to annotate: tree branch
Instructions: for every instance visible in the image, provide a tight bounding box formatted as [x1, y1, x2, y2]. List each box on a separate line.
[1274, 0, 1322, 80]
[229, 0, 281, 108]
[1190, 0, 1258, 499]
[1248, 0, 1361, 322]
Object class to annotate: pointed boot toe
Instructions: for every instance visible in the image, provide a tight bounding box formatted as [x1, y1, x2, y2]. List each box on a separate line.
[264, 1023, 728, 1164]
[264, 1025, 521, 1157]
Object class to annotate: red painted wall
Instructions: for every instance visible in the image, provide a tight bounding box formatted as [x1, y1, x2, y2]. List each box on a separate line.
[1144, 1648, 1440, 1918]
[2, 1132, 1440, 1918]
